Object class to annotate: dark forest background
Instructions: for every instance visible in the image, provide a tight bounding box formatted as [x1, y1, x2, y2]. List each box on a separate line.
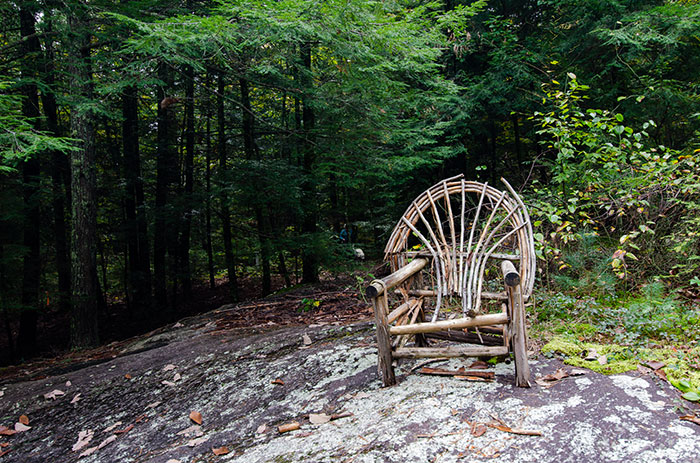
[1, 0, 699, 364]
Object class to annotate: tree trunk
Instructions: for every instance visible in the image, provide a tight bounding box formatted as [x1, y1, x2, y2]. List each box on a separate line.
[204, 95, 215, 290]
[300, 42, 319, 284]
[179, 64, 195, 300]
[278, 251, 291, 288]
[68, 10, 99, 348]
[154, 63, 178, 318]
[122, 85, 152, 319]
[40, 27, 71, 315]
[18, 3, 42, 358]
[218, 73, 238, 301]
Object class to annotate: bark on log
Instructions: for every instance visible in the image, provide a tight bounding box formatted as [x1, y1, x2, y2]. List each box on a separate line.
[394, 345, 508, 359]
[366, 258, 428, 299]
[389, 312, 508, 336]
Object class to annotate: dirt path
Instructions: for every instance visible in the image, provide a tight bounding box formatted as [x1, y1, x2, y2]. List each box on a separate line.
[0, 305, 698, 462]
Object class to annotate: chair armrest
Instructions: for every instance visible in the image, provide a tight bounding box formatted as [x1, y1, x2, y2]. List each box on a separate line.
[366, 258, 428, 299]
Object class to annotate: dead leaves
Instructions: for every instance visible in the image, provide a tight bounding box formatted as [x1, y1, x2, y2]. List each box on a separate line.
[535, 368, 586, 388]
[189, 411, 203, 425]
[43, 389, 64, 400]
[309, 413, 331, 425]
[72, 430, 94, 452]
[271, 378, 284, 386]
[0, 426, 16, 436]
[13, 423, 30, 433]
[212, 446, 230, 456]
[18, 415, 29, 426]
[470, 423, 487, 437]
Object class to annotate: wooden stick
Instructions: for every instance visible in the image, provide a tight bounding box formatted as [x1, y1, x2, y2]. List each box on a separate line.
[464, 182, 488, 314]
[389, 312, 508, 335]
[394, 345, 508, 359]
[400, 218, 443, 319]
[387, 299, 414, 324]
[366, 258, 428, 299]
[372, 290, 395, 386]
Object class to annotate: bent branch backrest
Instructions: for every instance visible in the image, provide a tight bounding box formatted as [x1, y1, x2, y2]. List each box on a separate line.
[367, 175, 534, 387]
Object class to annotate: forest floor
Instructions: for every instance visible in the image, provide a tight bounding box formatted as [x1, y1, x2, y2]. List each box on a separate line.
[0, 272, 698, 462]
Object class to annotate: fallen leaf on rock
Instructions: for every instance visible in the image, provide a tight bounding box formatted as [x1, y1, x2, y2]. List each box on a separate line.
[354, 392, 371, 399]
[79, 446, 98, 458]
[471, 423, 487, 437]
[680, 415, 700, 426]
[330, 412, 354, 421]
[256, 424, 268, 434]
[278, 422, 300, 433]
[189, 411, 203, 425]
[166, 460, 181, 463]
[173, 373, 181, 382]
[103, 422, 122, 434]
[145, 401, 161, 409]
[0, 443, 8, 448]
[212, 446, 230, 456]
[72, 430, 94, 452]
[114, 424, 134, 434]
[309, 413, 331, 425]
[645, 361, 666, 371]
[0, 448, 10, 457]
[271, 379, 284, 385]
[65, 381, 72, 387]
[18, 415, 29, 426]
[13, 423, 30, 432]
[81, 434, 117, 457]
[187, 436, 209, 447]
[535, 368, 573, 388]
[162, 380, 176, 387]
[302, 334, 312, 346]
[163, 364, 176, 372]
[584, 348, 598, 361]
[71, 394, 82, 404]
[0, 426, 17, 436]
[124, 374, 132, 379]
[469, 360, 489, 369]
[44, 389, 64, 400]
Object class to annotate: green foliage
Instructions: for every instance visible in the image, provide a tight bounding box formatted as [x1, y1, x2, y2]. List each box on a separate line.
[0, 83, 76, 173]
[529, 75, 700, 290]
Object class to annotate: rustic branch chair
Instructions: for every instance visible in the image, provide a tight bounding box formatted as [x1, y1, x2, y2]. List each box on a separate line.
[366, 175, 535, 387]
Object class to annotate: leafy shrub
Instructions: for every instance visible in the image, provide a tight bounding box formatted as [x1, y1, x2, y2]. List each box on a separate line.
[528, 75, 700, 293]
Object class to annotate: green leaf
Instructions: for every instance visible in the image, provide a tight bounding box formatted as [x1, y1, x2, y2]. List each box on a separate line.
[682, 391, 700, 402]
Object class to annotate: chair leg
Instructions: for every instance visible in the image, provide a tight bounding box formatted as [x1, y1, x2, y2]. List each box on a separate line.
[507, 285, 531, 387]
[372, 296, 396, 386]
